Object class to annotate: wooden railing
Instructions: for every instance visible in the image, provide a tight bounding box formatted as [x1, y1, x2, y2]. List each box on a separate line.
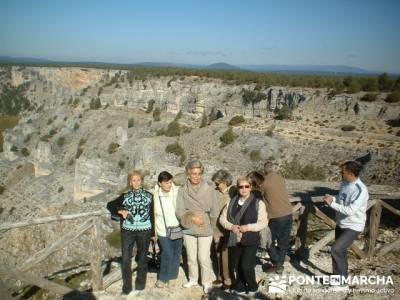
[0, 195, 399, 298]
[0, 210, 108, 299]
[290, 197, 400, 260]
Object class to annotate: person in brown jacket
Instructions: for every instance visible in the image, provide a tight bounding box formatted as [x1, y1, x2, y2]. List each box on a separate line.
[261, 161, 292, 274]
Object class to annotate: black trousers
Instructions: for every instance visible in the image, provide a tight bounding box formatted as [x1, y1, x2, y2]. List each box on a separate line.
[331, 227, 360, 280]
[121, 229, 151, 293]
[228, 244, 258, 292]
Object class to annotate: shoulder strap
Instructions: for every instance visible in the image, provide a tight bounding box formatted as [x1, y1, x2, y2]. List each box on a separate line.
[158, 195, 169, 230]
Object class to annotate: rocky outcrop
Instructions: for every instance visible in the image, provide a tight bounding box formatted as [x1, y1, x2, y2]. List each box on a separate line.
[266, 87, 310, 111]
[73, 158, 125, 201]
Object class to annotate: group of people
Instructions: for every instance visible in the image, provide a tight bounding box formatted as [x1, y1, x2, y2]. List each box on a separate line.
[107, 159, 369, 297]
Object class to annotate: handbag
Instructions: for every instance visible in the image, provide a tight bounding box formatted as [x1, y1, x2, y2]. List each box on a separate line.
[159, 196, 183, 240]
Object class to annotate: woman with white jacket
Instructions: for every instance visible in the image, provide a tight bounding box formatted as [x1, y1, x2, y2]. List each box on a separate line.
[153, 171, 183, 288]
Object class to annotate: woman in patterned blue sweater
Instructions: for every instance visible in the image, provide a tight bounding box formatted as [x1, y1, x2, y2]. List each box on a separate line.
[107, 170, 153, 295]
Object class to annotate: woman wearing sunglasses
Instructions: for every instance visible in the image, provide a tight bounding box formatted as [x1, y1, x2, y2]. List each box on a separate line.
[219, 176, 268, 297]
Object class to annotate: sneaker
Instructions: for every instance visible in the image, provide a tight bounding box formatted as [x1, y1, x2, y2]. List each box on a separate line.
[155, 280, 167, 288]
[229, 288, 246, 295]
[183, 280, 198, 288]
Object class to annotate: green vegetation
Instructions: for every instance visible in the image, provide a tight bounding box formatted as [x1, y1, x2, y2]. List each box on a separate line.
[73, 122, 80, 131]
[108, 142, 120, 154]
[0, 83, 30, 115]
[220, 127, 237, 145]
[0, 185, 5, 195]
[174, 110, 183, 121]
[228, 115, 245, 126]
[242, 89, 267, 117]
[153, 107, 161, 121]
[89, 97, 102, 109]
[21, 147, 30, 157]
[118, 160, 125, 169]
[385, 90, 400, 103]
[341, 125, 356, 131]
[146, 99, 155, 113]
[0, 115, 19, 152]
[274, 105, 293, 120]
[165, 142, 186, 164]
[128, 118, 134, 128]
[282, 159, 326, 181]
[57, 137, 66, 147]
[360, 93, 377, 102]
[249, 150, 261, 161]
[158, 120, 181, 137]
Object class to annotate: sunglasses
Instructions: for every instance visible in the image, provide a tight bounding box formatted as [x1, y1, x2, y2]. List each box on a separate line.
[238, 185, 250, 189]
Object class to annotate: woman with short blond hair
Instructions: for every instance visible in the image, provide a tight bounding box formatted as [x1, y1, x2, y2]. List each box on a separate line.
[175, 160, 220, 294]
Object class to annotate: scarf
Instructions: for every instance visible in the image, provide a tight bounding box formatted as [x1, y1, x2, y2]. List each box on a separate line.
[227, 193, 255, 247]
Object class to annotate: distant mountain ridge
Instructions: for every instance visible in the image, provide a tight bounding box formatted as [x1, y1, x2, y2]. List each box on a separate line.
[0, 56, 390, 75]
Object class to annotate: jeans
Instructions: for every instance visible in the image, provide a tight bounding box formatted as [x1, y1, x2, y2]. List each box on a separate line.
[121, 229, 151, 293]
[331, 227, 360, 280]
[158, 236, 183, 283]
[228, 245, 258, 292]
[268, 214, 293, 267]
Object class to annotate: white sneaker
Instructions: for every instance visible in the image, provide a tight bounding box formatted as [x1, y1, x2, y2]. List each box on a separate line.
[183, 280, 198, 288]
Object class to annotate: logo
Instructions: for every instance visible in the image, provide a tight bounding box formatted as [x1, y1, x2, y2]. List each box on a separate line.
[268, 275, 287, 293]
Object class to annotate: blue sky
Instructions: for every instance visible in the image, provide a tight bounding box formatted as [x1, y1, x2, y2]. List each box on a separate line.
[0, 0, 399, 73]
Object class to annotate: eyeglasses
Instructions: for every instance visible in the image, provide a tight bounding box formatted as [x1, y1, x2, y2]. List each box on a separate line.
[238, 185, 250, 189]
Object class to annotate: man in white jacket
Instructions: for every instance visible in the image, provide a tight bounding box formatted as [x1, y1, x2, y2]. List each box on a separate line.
[324, 161, 369, 284]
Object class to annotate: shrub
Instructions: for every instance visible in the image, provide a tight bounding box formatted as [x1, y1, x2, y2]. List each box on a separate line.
[78, 138, 87, 147]
[360, 93, 377, 102]
[153, 107, 161, 121]
[220, 127, 236, 145]
[0, 185, 4, 195]
[282, 159, 326, 181]
[21, 147, 30, 157]
[146, 99, 155, 113]
[128, 118, 134, 128]
[228, 115, 245, 126]
[89, 97, 102, 109]
[73, 123, 80, 131]
[58, 186, 64, 193]
[274, 105, 293, 120]
[108, 142, 119, 154]
[265, 129, 274, 137]
[10, 145, 18, 152]
[341, 125, 356, 131]
[118, 160, 125, 169]
[76, 147, 84, 159]
[384, 90, 400, 103]
[249, 150, 261, 161]
[57, 137, 66, 147]
[165, 143, 186, 164]
[164, 121, 181, 137]
[174, 110, 183, 121]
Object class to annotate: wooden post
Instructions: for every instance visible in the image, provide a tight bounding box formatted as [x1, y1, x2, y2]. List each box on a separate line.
[309, 230, 335, 256]
[368, 200, 382, 257]
[90, 217, 103, 291]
